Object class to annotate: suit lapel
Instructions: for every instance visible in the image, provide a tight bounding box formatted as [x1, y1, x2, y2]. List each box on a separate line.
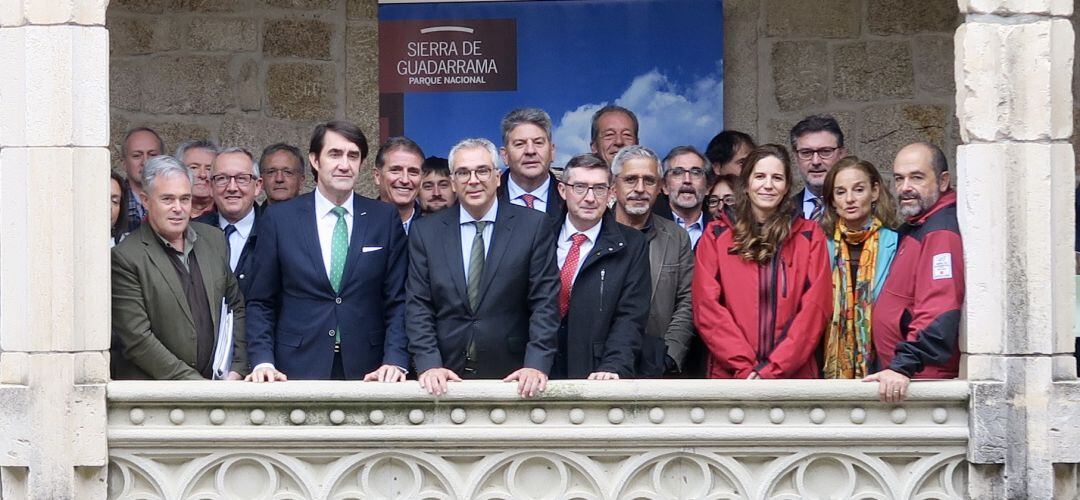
[442, 211, 469, 309]
[298, 194, 333, 291]
[339, 196, 371, 288]
[140, 226, 194, 327]
[190, 228, 221, 330]
[476, 204, 513, 305]
[235, 205, 260, 273]
[648, 222, 667, 296]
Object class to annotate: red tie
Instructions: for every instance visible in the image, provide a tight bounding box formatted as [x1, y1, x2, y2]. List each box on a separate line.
[520, 193, 537, 209]
[559, 233, 588, 317]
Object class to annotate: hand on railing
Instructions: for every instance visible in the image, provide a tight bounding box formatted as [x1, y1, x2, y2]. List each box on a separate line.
[246, 366, 289, 383]
[419, 368, 461, 396]
[363, 364, 407, 383]
[586, 372, 619, 380]
[863, 369, 910, 403]
[503, 368, 547, 398]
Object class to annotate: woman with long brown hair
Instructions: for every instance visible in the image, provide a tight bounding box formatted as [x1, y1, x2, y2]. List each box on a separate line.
[692, 144, 832, 379]
[819, 156, 900, 379]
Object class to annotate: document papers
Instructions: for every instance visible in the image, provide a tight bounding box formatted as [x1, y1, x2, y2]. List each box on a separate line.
[211, 298, 234, 380]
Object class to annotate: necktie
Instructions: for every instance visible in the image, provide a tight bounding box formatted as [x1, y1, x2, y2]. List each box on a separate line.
[559, 233, 588, 318]
[329, 207, 348, 347]
[809, 197, 824, 221]
[520, 193, 537, 210]
[223, 224, 237, 268]
[467, 221, 488, 311]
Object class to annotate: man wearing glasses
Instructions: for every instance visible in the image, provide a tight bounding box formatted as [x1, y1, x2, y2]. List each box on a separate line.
[789, 114, 848, 220]
[194, 147, 263, 298]
[259, 143, 305, 204]
[655, 146, 712, 249]
[407, 138, 560, 398]
[549, 153, 650, 380]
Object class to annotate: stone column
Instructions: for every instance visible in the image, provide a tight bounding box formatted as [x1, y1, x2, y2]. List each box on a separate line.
[956, 0, 1080, 497]
[0, 1, 110, 498]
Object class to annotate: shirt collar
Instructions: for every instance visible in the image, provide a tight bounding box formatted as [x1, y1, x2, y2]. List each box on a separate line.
[506, 174, 550, 202]
[560, 216, 603, 244]
[154, 225, 198, 254]
[459, 201, 498, 225]
[315, 187, 354, 218]
[803, 188, 819, 204]
[674, 211, 705, 229]
[219, 206, 256, 239]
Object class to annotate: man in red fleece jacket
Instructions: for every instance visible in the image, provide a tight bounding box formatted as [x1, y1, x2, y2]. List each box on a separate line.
[869, 142, 964, 402]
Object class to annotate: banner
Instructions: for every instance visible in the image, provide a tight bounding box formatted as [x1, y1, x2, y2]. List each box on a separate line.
[379, 0, 724, 167]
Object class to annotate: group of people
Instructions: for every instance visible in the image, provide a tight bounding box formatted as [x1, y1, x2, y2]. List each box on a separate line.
[110, 107, 964, 403]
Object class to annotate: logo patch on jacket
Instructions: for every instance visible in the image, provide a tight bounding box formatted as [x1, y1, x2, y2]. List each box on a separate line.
[932, 253, 953, 280]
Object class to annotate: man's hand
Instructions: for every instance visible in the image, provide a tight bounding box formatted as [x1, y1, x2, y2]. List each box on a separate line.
[863, 369, 910, 403]
[245, 366, 288, 382]
[363, 364, 406, 383]
[503, 367, 547, 398]
[418, 368, 461, 396]
[225, 371, 243, 381]
[587, 371, 619, 380]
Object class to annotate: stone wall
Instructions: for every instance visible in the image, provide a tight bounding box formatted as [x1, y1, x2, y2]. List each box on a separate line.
[724, 0, 960, 177]
[107, 0, 379, 195]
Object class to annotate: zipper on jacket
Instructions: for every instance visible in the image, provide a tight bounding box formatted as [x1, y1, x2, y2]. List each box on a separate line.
[599, 268, 606, 312]
[779, 255, 788, 299]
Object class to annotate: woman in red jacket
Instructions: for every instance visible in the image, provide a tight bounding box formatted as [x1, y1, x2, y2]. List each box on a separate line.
[693, 144, 833, 379]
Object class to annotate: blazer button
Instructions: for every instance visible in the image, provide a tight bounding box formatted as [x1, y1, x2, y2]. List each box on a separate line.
[335, 297, 342, 304]
[239, 274, 246, 279]
[328, 329, 335, 336]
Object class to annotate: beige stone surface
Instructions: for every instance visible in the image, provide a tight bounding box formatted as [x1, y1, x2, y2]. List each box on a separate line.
[266, 62, 337, 122]
[168, 0, 251, 12]
[219, 113, 311, 160]
[345, 21, 378, 139]
[960, 0, 1073, 15]
[145, 55, 234, 114]
[264, 18, 334, 60]
[913, 35, 956, 96]
[833, 41, 914, 102]
[771, 41, 830, 112]
[763, 0, 860, 38]
[346, 0, 377, 20]
[266, 0, 338, 9]
[234, 56, 262, 112]
[109, 0, 169, 13]
[107, 15, 177, 56]
[867, 0, 959, 35]
[721, 0, 758, 136]
[184, 16, 258, 52]
[857, 104, 948, 171]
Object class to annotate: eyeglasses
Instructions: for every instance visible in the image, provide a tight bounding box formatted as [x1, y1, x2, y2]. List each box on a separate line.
[796, 147, 840, 161]
[618, 174, 659, 187]
[211, 174, 255, 187]
[452, 166, 494, 182]
[264, 168, 297, 178]
[562, 182, 611, 197]
[668, 167, 706, 179]
[706, 195, 736, 207]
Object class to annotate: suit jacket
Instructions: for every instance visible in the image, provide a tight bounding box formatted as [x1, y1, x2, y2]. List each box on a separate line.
[639, 214, 696, 377]
[406, 201, 561, 378]
[552, 213, 651, 379]
[111, 222, 247, 380]
[245, 192, 409, 379]
[496, 170, 566, 221]
[194, 203, 263, 298]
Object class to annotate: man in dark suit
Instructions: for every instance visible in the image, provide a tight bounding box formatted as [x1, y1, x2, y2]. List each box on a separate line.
[495, 108, 565, 220]
[112, 155, 247, 380]
[654, 146, 712, 249]
[194, 147, 263, 298]
[789, 114, 847, 220]
[373, 136, 424, 234]
[550, 154, 650, 380]
[245, 121, 409, 382]
[407, 138, 560, 398]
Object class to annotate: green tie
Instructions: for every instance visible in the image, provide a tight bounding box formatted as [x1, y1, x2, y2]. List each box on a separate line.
[330, 206, 348, 345]
[467, 220, 488, 311]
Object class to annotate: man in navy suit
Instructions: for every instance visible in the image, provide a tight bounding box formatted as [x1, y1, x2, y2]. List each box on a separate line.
[407, 138, 560, 398]
[495, 108, 565, 220]
[193, 147, 263, 298]
[245, 121, 409, 382]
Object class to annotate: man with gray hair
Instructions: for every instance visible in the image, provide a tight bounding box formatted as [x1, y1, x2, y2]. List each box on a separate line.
[111, 155, 247, 380]
[176, 139, 220, 218]
[259, 143, 306, 204]
[194, 147, 264, 298]
[611, 145, 697, 377]
[496, 107, 565, 220]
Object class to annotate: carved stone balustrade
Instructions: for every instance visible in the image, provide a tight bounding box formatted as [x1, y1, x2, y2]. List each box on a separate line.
[106, 379, 969, 499]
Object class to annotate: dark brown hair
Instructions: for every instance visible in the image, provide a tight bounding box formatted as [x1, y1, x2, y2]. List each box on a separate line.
[110, 170, 130, 242]
[819, 156, 900, 234]
[730, 144, 797, 263]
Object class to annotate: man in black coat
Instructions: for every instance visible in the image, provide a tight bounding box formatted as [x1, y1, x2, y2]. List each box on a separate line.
[193, 147, 263, 298]
[550, 153, 650, 379]
[407, 138, 561, 397]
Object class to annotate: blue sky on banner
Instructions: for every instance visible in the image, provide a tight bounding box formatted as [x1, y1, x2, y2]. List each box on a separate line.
[380, 0, 724, 168]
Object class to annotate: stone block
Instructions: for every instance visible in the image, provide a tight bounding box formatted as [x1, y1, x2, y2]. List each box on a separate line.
[770, 41, 829, 112]
[722, 0, 759, 136]
[264, 19, 334, 60]
[266, 0, 337, 8]
[219, 113, 311, 161]
[266, 62, 336, 122]
[142, 55, 233, 114]
[833, 41, 914, 102]
[867, 0, 959, 35]
[0, 353, 29, 385]
[347, 0, 377, 20]
[345, 21, 377, 139]
[959, 0, 1072, 15]
[968, 381, 1007, 463]
[107, 15, 178, 55]
[913, 35, 955, 96]
[145, 120, 215, 153]
[764, 111, 857, 149]
[234, 57, 262, 112]
[20, 0, 107, 25]
[109, 59, 144, 113]
[167, 0, 251, 12]
[0, 26, 109, 148]
[956, 20, 1074, 142]
[856, 104, 947, 173]
[184, 16, 258, 52]
[108, 0, 169, 13]
[73, 352, 109, 385]
[763, 0, 860, 38]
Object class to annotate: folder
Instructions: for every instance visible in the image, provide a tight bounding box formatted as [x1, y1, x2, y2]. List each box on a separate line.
[211, 298, 234, 380]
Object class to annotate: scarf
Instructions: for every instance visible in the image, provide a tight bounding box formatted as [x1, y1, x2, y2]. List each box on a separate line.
[823, 218, 881, 379]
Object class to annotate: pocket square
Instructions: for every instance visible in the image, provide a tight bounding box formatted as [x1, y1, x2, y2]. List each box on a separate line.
[362, 246, 383, 253]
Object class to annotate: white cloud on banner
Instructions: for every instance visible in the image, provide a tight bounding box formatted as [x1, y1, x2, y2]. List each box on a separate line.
[550, 68, 724, 169]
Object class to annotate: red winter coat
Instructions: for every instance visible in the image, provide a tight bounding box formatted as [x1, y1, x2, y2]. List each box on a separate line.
[693, 216, 832, 379]
[872, 190, 963, 379]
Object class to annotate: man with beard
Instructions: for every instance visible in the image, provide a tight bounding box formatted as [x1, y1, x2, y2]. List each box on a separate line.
[867, 142, 964, 402]
[654, 146, 711, 249]
[789, 115, 847, 220]
[418, 156, 455, 214]
[611, 145, 696, 377]
[374, 137, 425, 234]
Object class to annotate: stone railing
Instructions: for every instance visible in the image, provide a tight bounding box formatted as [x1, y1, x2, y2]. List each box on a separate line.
[106, 380, 969, 499]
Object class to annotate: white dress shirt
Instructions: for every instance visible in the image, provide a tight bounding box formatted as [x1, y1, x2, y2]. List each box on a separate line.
[557, 217, 602, 286]
[802, 188, 821, 219]
[507, 175, 549, 213]
[674, 211, 705, 249]
[460, 202, 498, 284]
[218, 208, 256, 272]
[314, 187, 354, 281]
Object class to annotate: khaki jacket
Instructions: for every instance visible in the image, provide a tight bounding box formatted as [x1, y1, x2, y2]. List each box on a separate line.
[640, 214, 696, 375]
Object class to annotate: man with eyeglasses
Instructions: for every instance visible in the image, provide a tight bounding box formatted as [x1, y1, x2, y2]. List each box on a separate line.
[611, 145, 697, 378]
[546, 153, 649, 380]
[789, 114, 848, 220]
[407, 138, 560, 398]
[259, 143, 305, 204]
[194, 147, 263, 298]
[654, 146, 712, 249]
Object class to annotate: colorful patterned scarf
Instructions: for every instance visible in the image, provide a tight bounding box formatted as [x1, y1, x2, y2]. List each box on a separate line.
[823, 218, 881, 379]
